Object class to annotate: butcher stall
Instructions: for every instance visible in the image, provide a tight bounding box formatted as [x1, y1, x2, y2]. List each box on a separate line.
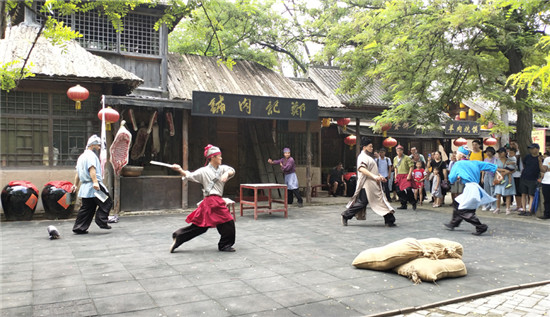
[106, 96, 190, 212]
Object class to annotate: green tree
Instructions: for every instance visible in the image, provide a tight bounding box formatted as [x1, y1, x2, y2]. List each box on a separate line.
[168, 0, 311, 75]
[316, 0, 549, 155]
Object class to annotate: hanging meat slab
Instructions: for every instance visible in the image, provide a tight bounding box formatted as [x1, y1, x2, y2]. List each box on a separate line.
[130, 126, 149, 160]
[152, 123, 160, 155]
[128, 108, 138, 131]
[110, 121, 132, 175]
[130, 111, 157, 161]
[166, 111, 175, 136]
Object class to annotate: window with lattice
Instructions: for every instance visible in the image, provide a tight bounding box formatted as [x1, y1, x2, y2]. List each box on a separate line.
[0, 91, 100, 167]
[36, 2, 160, 55]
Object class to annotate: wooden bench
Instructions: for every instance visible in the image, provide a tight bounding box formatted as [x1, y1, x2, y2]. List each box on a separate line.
[299, 184, 329, 197]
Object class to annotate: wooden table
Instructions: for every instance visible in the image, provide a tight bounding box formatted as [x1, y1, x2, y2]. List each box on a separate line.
[240, 183, 288, 220]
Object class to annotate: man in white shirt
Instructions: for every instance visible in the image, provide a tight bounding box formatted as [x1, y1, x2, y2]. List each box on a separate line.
[376, 148, 392, 201]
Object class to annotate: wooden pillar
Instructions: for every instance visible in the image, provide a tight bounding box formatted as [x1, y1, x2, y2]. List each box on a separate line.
[306, 121, 312, 203]
[355, 118, 361, 157]
[182, 109, 189, 208]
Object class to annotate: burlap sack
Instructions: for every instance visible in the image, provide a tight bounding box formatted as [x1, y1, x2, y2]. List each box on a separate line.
[418, 238, 463, 259]
[394, 258, 467, 284]
[352, 238, 426, 270]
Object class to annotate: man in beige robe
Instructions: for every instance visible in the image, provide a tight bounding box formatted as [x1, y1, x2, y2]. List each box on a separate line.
[341, 138, 396, 227]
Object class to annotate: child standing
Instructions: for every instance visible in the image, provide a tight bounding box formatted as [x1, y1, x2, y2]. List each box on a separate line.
[412, 161, 426, 205]
[431, 167, 443, 207]
[501, 148, 517, 189]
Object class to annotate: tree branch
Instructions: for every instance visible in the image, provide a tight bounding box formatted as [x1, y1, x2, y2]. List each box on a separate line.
[200, 3, 224, 59]
[257, 41, 307, 73]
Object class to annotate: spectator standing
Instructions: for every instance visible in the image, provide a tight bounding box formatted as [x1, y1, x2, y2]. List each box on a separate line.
[410, 147, 426, 164]
[376, 148, 392, 201]
[470, 140, 484, 161]
[480, 147, 497, 212]
[412, 161, 426, 205]
[494, 147, 516, 214]
[393, 145, 417, 210]
[541, 151, 550, 219]
[509, 147, 524, 212]
[427, 151, 448, 204]
[431, 167, 443, 207]
[518, 143, 544, 215]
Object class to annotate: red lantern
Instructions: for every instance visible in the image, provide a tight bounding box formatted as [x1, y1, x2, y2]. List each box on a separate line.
[382, 137, 397, 148]
[67, 85, 89, 110]
[337, 118, 351, 126]
[98, 107, 120, 131]
[455, 114, 461, 121]
[484, 137, 497, 146]
[344, 135, 356, 149]
[380, 123, 392, 137]
[454, 137, 467, 147]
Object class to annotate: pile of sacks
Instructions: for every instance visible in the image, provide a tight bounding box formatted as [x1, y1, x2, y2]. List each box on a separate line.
[352, 238, 466, 284]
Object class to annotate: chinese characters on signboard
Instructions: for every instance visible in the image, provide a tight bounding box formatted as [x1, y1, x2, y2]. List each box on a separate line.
[444, 121, 480, 135]
[192, 91, 318, 121]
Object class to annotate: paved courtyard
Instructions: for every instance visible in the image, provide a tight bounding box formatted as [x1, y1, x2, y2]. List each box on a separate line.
[1, 199, 549, 316]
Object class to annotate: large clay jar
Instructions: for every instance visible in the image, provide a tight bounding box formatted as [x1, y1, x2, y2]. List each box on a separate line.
[41, 181, 76, 219]
[1, 181, 39, 221]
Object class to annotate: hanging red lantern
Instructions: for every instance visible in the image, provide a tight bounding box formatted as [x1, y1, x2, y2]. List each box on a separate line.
[484, 137, 497, 146]
[344, 135, 356, 149]
[67, 85, 89, 110]
[455, 115, 461, 121]
[321, 118, 331, 128]
[382, 137, 398, 148]
[380, 123, 392, 137]
[453, 137, 468, 147]
[337, 117, 351, 128]
[98, 107, 120, 131]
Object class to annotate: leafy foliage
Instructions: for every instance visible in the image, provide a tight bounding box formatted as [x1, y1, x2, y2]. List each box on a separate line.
[315, 0, 549, 147]
[0, 60, 34, 92]
[168, 0, 311, 74]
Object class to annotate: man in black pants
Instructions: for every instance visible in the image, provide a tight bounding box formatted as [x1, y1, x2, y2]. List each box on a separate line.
[170, 144, 236, 252]
[72, 135, 112, 234]
[342, 138, 396, 227]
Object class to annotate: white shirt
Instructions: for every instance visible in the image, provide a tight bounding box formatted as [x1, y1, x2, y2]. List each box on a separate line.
[185, 164, 235, 197]
[542, 157, 550, 184]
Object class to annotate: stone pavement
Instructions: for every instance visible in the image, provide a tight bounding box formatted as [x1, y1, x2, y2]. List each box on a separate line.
[1, 196, 549, 317]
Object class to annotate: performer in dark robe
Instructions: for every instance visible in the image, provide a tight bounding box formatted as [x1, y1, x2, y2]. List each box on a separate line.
[170, 144, 236, 252]
[342, 138, 396, 227]
[444, 146, 502, 235]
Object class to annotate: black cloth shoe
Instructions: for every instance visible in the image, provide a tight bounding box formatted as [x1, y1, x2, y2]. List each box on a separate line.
[98, 224, 112, 229]
[385, 223, 397, 227]
[397, 205, 407, 210]
[169, 238, 177, 253]
[73, 230, 88, 234]
[519, 212, 530, 216]
[443, 223, 454, 231]
[472, 226, 488, 236]
[412, 203, 417, 211]
[342, 216, 348, 226]
[220, 246, 236, 252]
[298, 202, 303, 208]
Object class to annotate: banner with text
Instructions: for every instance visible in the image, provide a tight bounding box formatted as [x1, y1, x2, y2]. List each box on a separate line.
[192, 91, 318, 121]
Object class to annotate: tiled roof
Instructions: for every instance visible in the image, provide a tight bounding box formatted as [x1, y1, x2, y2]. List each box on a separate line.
[308, 66, 392, 107]
[0, 24, 143, 90]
